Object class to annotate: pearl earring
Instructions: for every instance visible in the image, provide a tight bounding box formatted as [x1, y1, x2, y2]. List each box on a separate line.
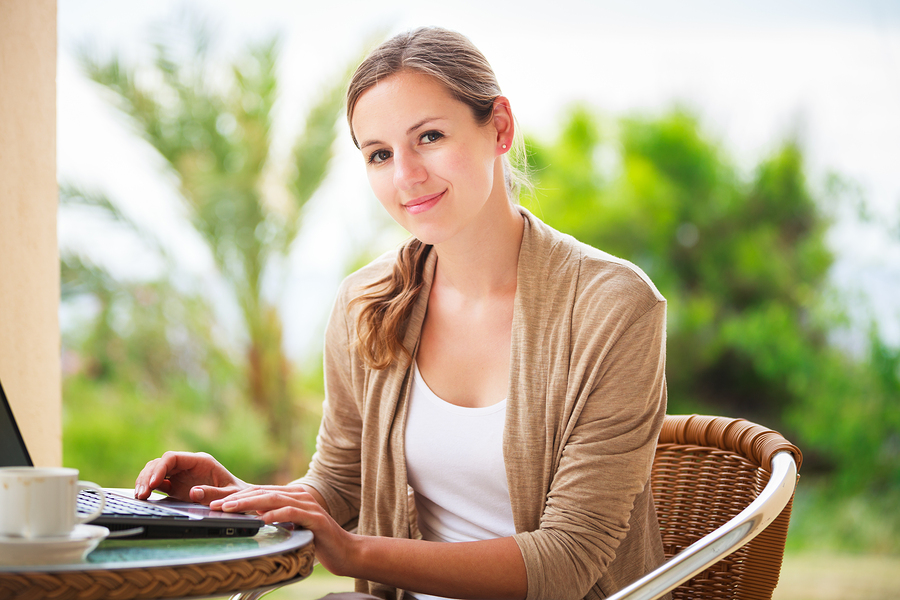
[501, 144, 507, 149]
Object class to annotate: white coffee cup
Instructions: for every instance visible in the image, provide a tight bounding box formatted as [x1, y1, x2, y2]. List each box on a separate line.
[0, 467, 106, 539]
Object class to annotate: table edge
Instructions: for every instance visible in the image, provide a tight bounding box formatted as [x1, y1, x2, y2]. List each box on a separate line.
[0, 526, 314, 573]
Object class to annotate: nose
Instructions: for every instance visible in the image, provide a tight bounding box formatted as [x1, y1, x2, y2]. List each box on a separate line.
[392, 149, 427, 191]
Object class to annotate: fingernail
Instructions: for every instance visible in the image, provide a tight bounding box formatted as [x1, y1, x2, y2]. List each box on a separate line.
[192, 487, 205, 501]
[136, 485, 145, 498]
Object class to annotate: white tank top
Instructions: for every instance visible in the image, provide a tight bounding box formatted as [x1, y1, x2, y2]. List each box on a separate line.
[404, 362, 516, 600]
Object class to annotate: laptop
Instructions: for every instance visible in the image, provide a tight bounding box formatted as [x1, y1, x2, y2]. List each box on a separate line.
[1, 377, 264, 539]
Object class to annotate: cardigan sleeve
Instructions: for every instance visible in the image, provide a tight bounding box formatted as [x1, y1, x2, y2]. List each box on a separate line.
[294, 280, 365, 529]
[513, 299, 667, 600]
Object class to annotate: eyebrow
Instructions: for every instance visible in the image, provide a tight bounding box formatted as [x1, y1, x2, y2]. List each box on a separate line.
[358, 117, 445, 150]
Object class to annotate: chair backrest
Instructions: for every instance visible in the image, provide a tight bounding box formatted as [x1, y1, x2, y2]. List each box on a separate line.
[651, 415, 803, 600]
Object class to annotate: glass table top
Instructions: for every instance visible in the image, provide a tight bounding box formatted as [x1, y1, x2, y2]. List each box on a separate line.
[0, 525, 313, 572]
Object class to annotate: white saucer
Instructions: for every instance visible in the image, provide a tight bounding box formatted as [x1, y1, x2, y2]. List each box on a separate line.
[0, 524, 109, 566]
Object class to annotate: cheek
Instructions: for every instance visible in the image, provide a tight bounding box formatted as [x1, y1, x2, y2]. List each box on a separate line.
[443, 150, 493, 190]
[367, 169, 396, 209]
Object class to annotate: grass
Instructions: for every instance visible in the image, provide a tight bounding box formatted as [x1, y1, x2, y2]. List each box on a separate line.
[774, 553, 900, 600]
[266, 565, 353, 600]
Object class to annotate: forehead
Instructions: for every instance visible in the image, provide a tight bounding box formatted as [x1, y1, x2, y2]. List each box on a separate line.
[351, 71, 469, 138]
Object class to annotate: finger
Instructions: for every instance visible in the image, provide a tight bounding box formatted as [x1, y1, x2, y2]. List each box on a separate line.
[209, 489, 260, 511]
[216, 485, 306, 503]
[257, 507, 311, 526]
[138, 453, 193, 499]
[190, 484, 239, 505]
[134, 464, 153, 498]
[208, 486, 264, 508]
[210, 488, 304, 512]
[148, 453, 182, 489]
[218, 491, 313, 514]
[135, 458, 169, 499]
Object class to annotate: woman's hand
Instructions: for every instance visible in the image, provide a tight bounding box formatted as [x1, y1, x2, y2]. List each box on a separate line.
[134, 451, 249, 504]
[213, 485, 528, 598]
[210, 485, 356, 576]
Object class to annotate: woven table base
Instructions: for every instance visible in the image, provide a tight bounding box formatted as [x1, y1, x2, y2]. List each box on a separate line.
[0, 541, 315, 600]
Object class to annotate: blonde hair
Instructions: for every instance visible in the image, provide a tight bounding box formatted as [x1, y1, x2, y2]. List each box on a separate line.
[347, 27, 527, 369]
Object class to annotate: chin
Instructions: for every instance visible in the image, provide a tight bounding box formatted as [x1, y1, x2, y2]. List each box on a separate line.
[405, 226, 452, 247]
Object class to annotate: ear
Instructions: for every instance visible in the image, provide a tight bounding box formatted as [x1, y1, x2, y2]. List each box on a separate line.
[492, 96, 515, 155]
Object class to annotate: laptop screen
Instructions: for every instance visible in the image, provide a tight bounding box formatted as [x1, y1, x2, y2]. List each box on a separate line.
[0, 378, 34, 467]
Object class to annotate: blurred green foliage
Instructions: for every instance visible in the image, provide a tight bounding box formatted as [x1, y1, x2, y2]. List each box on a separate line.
[61, 253, 285, 485]
[524, 107, 831, 422]
[522, 106, 900, 550]
[61, 11, 349, 483]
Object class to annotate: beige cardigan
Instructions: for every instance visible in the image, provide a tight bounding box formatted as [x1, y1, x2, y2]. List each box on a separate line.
[299, 208, 668, 600]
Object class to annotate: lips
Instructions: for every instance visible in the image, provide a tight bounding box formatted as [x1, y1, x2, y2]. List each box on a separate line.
[404, 190, 445, 215]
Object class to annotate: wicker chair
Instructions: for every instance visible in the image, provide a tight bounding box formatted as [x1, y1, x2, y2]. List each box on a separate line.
[608, 414, 803, 600]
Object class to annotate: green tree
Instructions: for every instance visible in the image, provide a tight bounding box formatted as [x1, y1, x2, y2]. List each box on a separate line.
[521, 106, 900, 505]
[64, 14, 354, 480]
[61, 247, 280, 486]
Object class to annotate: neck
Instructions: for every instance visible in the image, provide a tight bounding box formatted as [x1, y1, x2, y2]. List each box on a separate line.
[431, 196, 524, 299]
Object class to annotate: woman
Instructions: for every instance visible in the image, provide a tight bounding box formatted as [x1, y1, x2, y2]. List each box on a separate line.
[135, 27, 668, 600]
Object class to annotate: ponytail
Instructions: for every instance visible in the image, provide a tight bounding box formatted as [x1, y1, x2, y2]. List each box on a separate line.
[350, 239, 431, 370]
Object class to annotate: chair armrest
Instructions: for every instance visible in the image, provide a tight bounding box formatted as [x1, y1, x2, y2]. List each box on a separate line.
[606, 451, 799, 600]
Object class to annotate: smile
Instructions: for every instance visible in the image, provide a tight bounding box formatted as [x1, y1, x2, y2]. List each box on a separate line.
[404, 190, 445, 215]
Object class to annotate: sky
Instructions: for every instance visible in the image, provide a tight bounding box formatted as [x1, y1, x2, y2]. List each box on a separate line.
[57, 0, 900, 356]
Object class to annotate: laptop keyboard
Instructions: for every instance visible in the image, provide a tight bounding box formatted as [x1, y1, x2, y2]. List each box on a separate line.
[78, 490, 191, 519]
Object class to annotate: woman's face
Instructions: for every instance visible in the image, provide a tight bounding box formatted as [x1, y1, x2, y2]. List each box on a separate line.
[351, 71, 506, 247]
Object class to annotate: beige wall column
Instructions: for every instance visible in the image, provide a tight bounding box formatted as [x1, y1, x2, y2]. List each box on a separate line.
[0, 0, 60, 466]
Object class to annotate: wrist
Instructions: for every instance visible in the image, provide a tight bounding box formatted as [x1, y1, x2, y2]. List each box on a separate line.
[328, 530, 367, 578]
